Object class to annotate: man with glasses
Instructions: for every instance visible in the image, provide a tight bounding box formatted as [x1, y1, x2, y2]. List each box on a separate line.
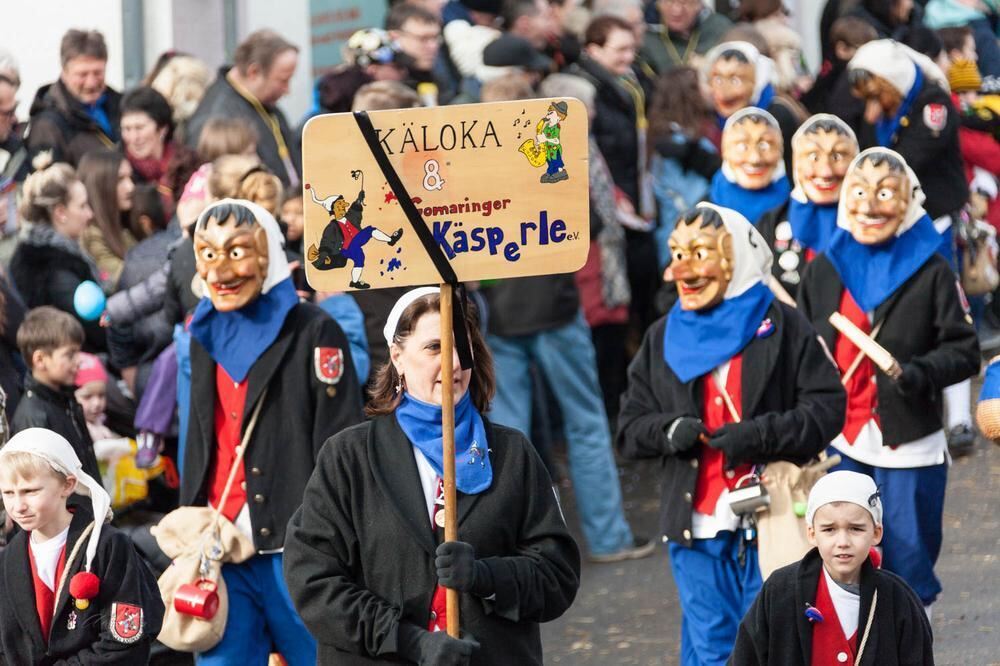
[386, 4, 449, 103]
[642, 0, 731, 74]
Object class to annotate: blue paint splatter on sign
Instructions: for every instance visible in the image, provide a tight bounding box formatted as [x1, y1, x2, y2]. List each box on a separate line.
[387, 258, 402, 272]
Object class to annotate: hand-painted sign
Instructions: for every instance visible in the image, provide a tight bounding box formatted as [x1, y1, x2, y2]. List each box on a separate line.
[302, 98, 590, 291]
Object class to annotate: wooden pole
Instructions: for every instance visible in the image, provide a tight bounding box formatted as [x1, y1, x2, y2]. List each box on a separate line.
[439, 283, 460, 638]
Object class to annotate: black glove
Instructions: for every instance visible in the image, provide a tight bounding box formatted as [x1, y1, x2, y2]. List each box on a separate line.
[894, 362, 928, 397]
[665, 417, 708, 455]
[707, 421, 761, 466]
[397, 623, 479, 666]
[435, 541, 493, 597]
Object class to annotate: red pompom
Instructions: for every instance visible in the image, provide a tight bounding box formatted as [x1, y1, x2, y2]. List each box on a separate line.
[304, 183, 311, 190]
[69, 571, 100, 600]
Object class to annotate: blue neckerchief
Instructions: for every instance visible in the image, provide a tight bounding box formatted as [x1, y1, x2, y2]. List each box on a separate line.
[715, 83, 776, 129]
[84, 92, 114, 138]
[824, 214, 941, 312]
[396, 391, 492, 495]
[875, 65, 922, 147]
[710, 170, 791, 225]
[189, 278, 299, 382]
[664, 281, 775, 383]
[788, 199, 838, 253]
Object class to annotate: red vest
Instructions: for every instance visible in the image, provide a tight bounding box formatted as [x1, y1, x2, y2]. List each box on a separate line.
[428, 477, 447, 632]
[811, 571, 858, 666]
[833, 290, 879, 445]
[694, 354, 754, 514]
[338, 219, 360, 249]
[28, 539, 67, 640]
[209, 366, 249, 521]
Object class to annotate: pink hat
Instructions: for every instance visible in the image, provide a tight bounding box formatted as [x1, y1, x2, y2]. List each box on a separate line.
[74, 353, 108, 387]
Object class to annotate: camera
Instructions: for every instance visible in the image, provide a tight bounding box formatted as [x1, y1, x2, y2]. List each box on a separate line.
[727, 482, 770, 515]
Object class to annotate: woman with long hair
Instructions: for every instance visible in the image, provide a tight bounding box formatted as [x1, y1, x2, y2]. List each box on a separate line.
[77, 149, 136, 285]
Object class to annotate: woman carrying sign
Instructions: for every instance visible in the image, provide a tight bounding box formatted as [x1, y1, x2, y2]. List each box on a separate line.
[616, 203, 845, 666]
[283, 287, 581, 665]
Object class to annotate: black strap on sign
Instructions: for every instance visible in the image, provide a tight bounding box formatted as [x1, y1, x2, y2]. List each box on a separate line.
[352, 110, 473, 370]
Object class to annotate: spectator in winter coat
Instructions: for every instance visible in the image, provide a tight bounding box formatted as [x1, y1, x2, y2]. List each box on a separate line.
[801, 16, 876, 131]
[78, 149, 137, 286]
[185, 30, 301, 187]
[9, 162, 106, 352]
[641, 0, 732, 74]
[26, 30, 120, 168]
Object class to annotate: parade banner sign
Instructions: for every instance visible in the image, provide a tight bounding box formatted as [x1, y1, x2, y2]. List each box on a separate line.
[302, 98, 590, 291]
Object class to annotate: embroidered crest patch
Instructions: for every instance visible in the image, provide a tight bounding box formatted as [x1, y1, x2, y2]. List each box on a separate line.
[314, 347, 344, 385]
[923, 104, 947, 131]
[109, 602, 143, 643]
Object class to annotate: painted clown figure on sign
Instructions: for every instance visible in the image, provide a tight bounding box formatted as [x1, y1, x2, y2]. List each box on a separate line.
[184, 199, 364, 665]
[306, 171, 404, 289]
[539, 101, 569, 183]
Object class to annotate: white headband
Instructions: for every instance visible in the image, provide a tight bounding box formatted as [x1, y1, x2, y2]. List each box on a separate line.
[383, 287, 441, 346]
[1, 428, 112, 573]
[806, 470, 883, 526]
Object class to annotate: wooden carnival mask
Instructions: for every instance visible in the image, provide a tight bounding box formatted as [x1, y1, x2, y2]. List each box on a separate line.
[722, 115, 783, 190]
[668, 214, 734, 311]
[843, 155, 910, 246]
[194, 205, 271, 312]
[709, 56, 756, 119]
[851, 72, 904, 124]
[793, 126, 858, 205]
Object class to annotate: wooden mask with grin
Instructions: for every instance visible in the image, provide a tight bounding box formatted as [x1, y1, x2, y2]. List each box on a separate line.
[194, 203, 270, 311]
[669, 212, 734, 311]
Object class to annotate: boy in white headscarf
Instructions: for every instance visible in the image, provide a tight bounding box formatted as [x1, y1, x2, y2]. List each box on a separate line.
[617, 203, 845, 665]
[0, 428, 164, 662]
[731, 470, 932, 665]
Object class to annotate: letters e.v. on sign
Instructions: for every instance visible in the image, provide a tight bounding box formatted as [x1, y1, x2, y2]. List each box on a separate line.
[302, 98, 590, 291]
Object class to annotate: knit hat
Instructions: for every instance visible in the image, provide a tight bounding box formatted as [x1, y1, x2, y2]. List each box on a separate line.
[948, 58, 982, 93]
[806, 470, 883, 526]
[74, 352, 108, 387]
[1, 428, 113, 608]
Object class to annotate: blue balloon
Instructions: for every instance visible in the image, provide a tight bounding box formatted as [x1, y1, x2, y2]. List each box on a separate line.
[73, 280, 106, 321]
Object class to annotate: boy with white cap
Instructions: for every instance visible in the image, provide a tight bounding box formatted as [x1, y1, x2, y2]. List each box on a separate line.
[0, 428, 163, 663]
[730, 471, 932, 665]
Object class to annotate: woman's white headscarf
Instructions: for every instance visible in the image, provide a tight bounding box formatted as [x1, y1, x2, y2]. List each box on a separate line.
[195, 198, 291, 294]
[789, 114, 859, 204]
[383, 287, 441, 346]
[694, 202, 774, 299]
[705, 41, 777, 107]
[848, 39, 950, 95]
[836, 147, 929, 237]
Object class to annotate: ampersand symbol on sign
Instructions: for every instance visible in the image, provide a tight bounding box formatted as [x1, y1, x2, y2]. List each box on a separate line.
[423, 159, 445, 191]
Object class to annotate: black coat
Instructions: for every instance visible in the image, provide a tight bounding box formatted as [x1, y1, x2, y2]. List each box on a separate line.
[856, 82, 967, 219]
[616, 302, 846, 546]
[729, 548, 933, 666]
[26, 80, 121, 168]
[182, 301, 365, 552]
[283, 416, 581, 665]
[567, 57, 641, 206]
[797, 254, 980, 445]
[0, 504, 165, 664]
[756, 201, 808, 298]
[9, 239, 106, 353]
[12, 376, 102, 485]
[186, 68, 302, 187]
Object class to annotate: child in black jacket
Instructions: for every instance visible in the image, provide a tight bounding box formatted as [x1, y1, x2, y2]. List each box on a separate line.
[730, 470, 932, 665]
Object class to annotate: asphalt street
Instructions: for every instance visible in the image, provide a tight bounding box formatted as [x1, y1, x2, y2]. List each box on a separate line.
[541, 425, 1000, 665]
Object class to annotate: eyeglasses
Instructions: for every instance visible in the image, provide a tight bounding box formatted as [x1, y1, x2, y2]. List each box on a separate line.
[398, 30, 442, 45]
[662, 0, 702, 7]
